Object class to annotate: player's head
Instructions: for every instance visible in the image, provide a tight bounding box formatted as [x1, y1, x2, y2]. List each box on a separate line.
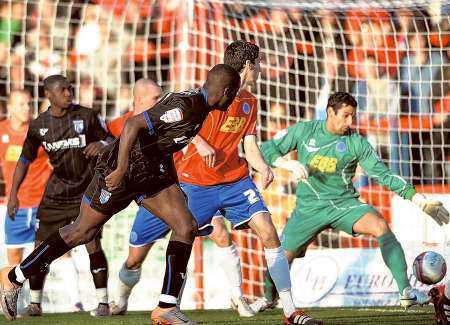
[224, 40, 260, 86]
[326, 92, 357, 135]
[204, 64, 241, 111]
[133, 78, 162, 115]
[7, 89, 32, 124]
[43, 75, 73, 109]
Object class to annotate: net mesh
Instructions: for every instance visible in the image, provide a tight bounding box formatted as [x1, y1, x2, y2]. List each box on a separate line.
[0, 0, 449, 306]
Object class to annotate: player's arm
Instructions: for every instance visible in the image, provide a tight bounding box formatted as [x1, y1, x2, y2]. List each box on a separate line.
[243, 135, 273, 189]
[260, 122, 308, 181]
[104, 112, 149, 191]
[191, 135, 216, 168]
[8, 128, 40, 219]
[356, 135, 449, 226]
[83, 111, 115, 158]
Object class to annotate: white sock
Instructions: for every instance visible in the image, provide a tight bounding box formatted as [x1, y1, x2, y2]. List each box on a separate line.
[116, 279, 133, 307]
[445, 280, 450, 299]
[264, 246, 295, 317]
[117, 264, 141, 307]
[216, 243, 243, 301]
[52, 257, 81, 305]
[30, 289, 42, 304]
[15, 266, 26, 284]
[96, 288, 108, 304]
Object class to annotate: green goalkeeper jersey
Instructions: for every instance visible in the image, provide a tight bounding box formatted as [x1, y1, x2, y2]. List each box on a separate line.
[261, 120, 416, 202]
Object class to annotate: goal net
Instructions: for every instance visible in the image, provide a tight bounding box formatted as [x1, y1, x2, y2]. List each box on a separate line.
[0, 0, 449, 309]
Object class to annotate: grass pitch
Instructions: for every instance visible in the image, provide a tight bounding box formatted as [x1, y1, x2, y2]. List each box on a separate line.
[2, 306, 435, 324]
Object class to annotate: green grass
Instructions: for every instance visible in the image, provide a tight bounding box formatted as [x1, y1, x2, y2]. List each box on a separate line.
[1, 306, 436, 325]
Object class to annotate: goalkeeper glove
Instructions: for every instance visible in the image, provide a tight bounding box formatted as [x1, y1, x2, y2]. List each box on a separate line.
[273, 157, 309, 181]
[412, 193, 450, 226]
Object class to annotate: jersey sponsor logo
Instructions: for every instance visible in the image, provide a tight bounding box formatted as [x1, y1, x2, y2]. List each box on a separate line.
[336, 141, 346, 153]
[73, 120, 84, 134]
[173, 135, 193, 144]
[5, 145, 22, 161]
[160, 108, 183, 123]
[303, 141, 321, 153]
[220, 116, 246, 133]
[1, 134, 9, 143]
[242, 102, 250, 114]
[39, 128, 48, 136]
[273, 128, 287, 140]
[309, 154, 337, 173]
[42, 134, 86, 152]
[99, 189, 112, 204]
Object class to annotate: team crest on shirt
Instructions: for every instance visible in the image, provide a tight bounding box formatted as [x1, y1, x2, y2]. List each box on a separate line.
[39, 128, 48, 136]
[99, 189, 112, 204]
[336, 141, 346, 153]
[160, 108, 183, 123]
[2, 134, 9, 143]
[73, 120, 84, 134]
[242, 102, 250, 114]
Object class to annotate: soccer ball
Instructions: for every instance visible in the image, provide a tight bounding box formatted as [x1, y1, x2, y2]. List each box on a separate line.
[413, 251, 447, 285]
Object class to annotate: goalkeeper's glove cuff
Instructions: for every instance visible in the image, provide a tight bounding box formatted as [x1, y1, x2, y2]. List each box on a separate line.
[411, 193, 427, 210]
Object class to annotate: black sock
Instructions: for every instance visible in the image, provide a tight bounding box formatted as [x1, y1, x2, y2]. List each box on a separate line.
[158, 241, 192, 309]
[18, 231, 71, 280]
[89, 250, 108, 289]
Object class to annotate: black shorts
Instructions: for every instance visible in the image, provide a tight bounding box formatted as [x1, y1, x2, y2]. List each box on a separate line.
[36, 202, 80, 241]
[83, 154, 178, 216]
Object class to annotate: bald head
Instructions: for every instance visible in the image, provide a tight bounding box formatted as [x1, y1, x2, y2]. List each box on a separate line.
[204, 64, 241, 111]
[133, 78, 162, 115]
[7, 89, 32, 124]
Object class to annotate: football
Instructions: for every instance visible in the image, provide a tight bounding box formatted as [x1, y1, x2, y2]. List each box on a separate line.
[413, 251, 447, 285]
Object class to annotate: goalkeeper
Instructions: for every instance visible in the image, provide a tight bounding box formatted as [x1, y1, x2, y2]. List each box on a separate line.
[251, 92, 449, 312]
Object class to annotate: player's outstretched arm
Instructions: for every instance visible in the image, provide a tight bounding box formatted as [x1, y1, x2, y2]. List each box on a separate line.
[355, 135, 449, 226]
[412, 193, 450, 226]
[7, 159, 30, 220]
[105, 113, 148, 191]
[243, 135, 274, 189]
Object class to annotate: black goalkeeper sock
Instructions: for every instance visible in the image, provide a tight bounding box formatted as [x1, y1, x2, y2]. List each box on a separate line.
[158, 241, 192, 308]
[89, 250, 109, 289]
[18, 231, 71, 280]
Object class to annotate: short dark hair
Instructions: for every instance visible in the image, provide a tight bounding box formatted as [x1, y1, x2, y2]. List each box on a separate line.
[327, 92, 357, 114]
[224, 40, 259, 73]
[43, 74, 68, 91]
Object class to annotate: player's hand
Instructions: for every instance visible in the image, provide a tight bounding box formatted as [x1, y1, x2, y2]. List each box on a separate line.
[261, 166, 274, 189]
[273, 158, 309, 181]
[105, 168, 126, 191]
[83, 141, 105, 158]
[412, 193, 450, 226]
[7, 196, 19, 221]
[193, 138, 216, 168]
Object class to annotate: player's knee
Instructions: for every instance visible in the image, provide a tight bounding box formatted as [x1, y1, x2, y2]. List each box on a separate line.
[210, 224, 231, 247]
[173, 217, 198, 240]
[372, 217, 390, 237]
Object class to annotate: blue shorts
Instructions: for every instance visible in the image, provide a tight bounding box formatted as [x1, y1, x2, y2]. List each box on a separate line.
[4, 207, 38, 247]
[128, 176, 269, 246]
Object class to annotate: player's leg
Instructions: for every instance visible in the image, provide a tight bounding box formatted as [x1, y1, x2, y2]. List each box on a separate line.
[221, 177, 322, 325]
[4, 207, 36, 315]
[208, 216, 254, 317]
[351, 209, 429, 307]
[85, 233, 110, 317]
[0, 170, 132, 320]
[111, 206, 170, 316]
[140, 184, 198, 324]
[430, 282, 450, 324]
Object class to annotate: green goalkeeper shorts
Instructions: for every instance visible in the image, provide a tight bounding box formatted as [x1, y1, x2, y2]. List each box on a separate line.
[280, 197, 377, 257]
